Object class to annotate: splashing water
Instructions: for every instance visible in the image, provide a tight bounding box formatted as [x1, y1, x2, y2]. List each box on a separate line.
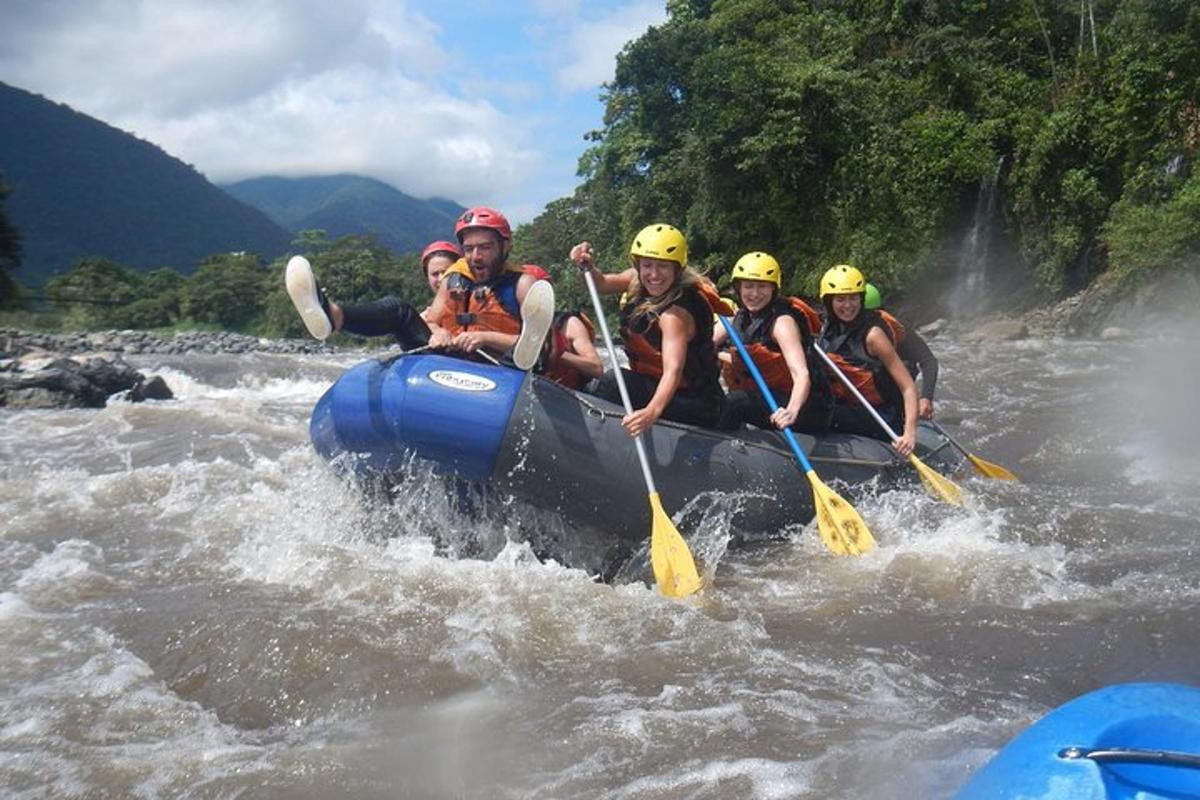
[2, 336, 1199, 798]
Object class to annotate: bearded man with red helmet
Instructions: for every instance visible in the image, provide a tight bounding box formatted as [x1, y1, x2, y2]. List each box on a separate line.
[424, 207, 553, 367]
[286, 206, 554, 368]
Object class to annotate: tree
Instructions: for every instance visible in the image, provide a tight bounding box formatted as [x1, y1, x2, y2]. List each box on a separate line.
[0, 174, 23, 309]
[512, 195, 598, 314]
[560, 0, 1199, 306]
[183, 252, 271, 330]
[44, 257, 143, 329]
[124, 267, 186, 328]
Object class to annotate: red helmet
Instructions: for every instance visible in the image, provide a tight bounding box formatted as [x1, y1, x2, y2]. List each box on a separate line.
[522, 264, 551, 282]
[420, 240, 462, 267]
[455, 206, 512, 242]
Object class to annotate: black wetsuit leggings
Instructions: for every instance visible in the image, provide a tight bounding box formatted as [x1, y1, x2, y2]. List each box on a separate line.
[718, 388, 831, 433]
[830, 401, 903, 442]
[589, 369, 723, 429]
[340, 297, 431, 350]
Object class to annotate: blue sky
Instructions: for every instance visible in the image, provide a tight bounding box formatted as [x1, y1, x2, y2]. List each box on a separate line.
[0, 0, 667, 223]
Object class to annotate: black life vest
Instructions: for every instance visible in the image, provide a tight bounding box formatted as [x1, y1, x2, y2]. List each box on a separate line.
[816, 309, 899, 408]
[618, 284, 722, 397]
[723, 298, 827, 396]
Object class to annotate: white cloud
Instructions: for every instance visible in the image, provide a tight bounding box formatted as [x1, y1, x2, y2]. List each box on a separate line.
[141, 66, 540, 200]
[0, 0, 534, 204]
[552, 0, 666, 91]
[3, 0, 400, 115]
[0, 0, 660, 222]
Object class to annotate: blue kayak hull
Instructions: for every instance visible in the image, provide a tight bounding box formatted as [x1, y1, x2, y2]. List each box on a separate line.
[955, 683, 1200, 799]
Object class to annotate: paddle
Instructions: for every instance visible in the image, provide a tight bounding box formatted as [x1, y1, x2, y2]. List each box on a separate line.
[928, 419, 1018, 481]
[813, 344, 965, 506]
[581, 268, 703, 598]
[718, 316, 875, 556]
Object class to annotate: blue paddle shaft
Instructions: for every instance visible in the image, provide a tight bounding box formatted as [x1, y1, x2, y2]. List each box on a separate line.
[718, 315, 816, 474]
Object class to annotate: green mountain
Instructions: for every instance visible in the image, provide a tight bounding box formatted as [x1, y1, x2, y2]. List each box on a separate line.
[222, 175, 465, 255]
[0, 81, 292, 288]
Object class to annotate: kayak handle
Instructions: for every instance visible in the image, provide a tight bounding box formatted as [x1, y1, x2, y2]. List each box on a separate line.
[1059, 746, 1200, 770]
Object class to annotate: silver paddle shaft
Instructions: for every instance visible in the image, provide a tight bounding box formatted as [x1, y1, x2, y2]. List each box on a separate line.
[813, 344, 900, 441]
[582, 269, 657, 494]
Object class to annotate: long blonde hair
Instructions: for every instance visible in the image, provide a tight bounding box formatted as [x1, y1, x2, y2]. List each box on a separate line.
[625, 262, 706, 320]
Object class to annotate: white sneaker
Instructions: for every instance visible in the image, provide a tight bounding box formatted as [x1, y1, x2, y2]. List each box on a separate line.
[512, 279, 555, 370]
[285, 256, 332, 340]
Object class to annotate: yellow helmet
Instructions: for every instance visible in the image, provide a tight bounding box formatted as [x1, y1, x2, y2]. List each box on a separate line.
[731, 251, 781, 287]
[630, 224, 687, 267]
[819, 264, 866, 298]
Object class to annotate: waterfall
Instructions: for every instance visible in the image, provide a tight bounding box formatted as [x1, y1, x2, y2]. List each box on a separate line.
[953, 156, 1005, 316]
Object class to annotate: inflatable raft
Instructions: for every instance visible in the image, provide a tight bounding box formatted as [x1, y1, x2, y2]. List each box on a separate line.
[309, 353, 962, 575]
[955, 683, 1200, 799]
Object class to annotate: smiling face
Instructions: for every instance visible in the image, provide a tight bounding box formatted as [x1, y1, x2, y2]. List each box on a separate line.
[460, 229, 508, 283]
[735, 279, 775, 313]
[830, 293, 863, 323]
[635, 257, 680, 297]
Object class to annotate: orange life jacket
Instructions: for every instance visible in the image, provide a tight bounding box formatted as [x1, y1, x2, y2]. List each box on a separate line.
[619, 280, 729, 394]
[721, 297, 820, 393]
[877, 309, 906, 346]
[816, 309, 899, 408]
[542, 310, 596, 390]
[436, 259, 527, 336]
[791, 296, 823, 338]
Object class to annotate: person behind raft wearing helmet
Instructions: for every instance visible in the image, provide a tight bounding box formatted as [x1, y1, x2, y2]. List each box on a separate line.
[519, 266, 604, 389]
[417, 240, 462, 323]
[815, 264, 919, 457]
[420, 240, 460, 293]
[863, 283, 939, 420]
[712, 251, 831, 433]
[569, 224, 730, 438]
[285, 240, 462, 350]
[422, 207, 554, 365]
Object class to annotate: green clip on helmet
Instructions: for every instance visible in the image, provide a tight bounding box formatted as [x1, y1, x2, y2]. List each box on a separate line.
[864, 283, 882, 310]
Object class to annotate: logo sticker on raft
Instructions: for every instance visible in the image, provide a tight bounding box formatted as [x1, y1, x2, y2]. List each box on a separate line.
[428, 370, 497, 392]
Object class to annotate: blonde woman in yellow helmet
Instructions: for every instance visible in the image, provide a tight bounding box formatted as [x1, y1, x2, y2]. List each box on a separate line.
[815, 264, 919, 457]
[713, 251, 831, 433]
[569, 224, 731, 437]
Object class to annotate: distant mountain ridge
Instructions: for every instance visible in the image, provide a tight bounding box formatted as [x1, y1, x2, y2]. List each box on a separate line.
[222, 175, 465, 255]
[0, 81, 293, 287]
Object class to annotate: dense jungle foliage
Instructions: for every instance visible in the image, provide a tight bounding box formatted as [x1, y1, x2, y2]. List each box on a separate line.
[3, 0, 1197, 334]
[518, 0, 1200, 309]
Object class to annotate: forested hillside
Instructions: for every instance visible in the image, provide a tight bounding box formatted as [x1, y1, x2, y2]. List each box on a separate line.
[515, 0, 1200, 317]
[4, 2, 1198, 333]
[223, 175, 465, 256]
[0, 82, 292, 287]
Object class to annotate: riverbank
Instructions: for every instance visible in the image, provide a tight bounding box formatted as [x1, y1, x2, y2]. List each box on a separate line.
[0, 328, 326, 359]
[6, 263, 1198, 360]
[905, 265, 1200, 345]
[0, 329, 328, 409]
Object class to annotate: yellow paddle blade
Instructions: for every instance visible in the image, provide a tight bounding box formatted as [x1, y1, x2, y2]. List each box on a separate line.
[967, 452, 1018, 481]
[648, 492, 703, 598]
[909, 455, 965, 506]
[806, 470, 875, 556]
